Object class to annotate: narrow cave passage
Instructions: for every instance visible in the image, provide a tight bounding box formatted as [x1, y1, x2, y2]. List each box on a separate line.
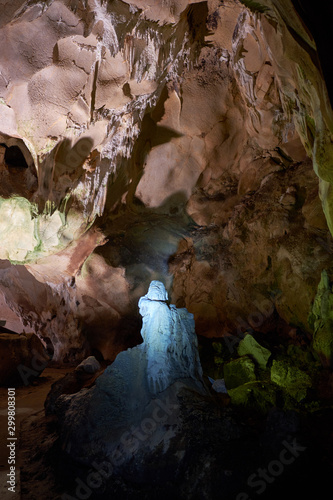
[0, 0, 332, 499]
[0, 139, 37, 200]
[3, 145, 29, 168]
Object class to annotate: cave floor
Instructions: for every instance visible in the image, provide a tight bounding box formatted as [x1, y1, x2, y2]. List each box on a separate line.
[0, 368, 72, 500]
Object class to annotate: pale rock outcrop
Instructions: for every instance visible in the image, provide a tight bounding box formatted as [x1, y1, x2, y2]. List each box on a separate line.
[76, 355, 101, 373]
[0, 0, 332, 363]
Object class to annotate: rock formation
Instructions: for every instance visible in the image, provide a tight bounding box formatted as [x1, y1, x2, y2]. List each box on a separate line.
[0, 330, 49, 385]
[35, 281, 331, 499]
[48, 281, 206, 477]
[0, 0, 331, 367]
[138, 280, 203, 392]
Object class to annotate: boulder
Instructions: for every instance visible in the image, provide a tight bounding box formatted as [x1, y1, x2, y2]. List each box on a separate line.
[45, 364, 103, 416]
[237, 334, 271, 369]
[228, 381, 276, 414]
[211, 378, 228, 394]
[75, 355, 101, 374]
[270, 359, 312, 402]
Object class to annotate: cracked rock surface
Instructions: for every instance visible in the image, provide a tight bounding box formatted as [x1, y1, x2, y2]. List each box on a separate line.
[0, 0, 332, 366]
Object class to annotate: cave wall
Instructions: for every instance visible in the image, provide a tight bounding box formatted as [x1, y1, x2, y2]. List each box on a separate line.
[0, 0, 332, 362]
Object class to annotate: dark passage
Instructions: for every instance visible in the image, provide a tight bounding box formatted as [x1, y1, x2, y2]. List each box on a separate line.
[3, 144, 29, 168]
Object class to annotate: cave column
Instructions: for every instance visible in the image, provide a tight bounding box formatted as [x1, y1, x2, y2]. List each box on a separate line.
[0, 145, 6, 172]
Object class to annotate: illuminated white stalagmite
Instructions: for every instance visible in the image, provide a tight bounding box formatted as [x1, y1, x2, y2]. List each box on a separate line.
[53, 282, 206, 465]
[94, 280, 203, 422]
[138, 280, 203, 393]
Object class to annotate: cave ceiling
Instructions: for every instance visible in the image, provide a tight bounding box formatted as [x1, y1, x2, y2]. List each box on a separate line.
[0, 0, 332, 363]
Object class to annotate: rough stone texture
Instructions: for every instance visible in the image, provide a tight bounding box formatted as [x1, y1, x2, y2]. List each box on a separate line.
[227, 381, 277, 414]
[223, 355, 257, 389]
[21, 399, 333, 500]
[138, 281, 203, 392]
[308, 269, 333, 366]
[237, 334, 271, 369]
[0, 0, 332, 364]
[39, 286, 331, 498]
[0, 2, 331, 499]
[75, 355, 101, 373]
[271, 359, 312, 402]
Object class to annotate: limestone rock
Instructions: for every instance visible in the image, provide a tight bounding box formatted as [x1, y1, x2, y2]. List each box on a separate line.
[308, 270, 333, 366]
[223, 356, 257, 390]
[237, 334, 271, 369]
[0, 0, 332, 367]
[138, 280, 203, 393]
[270, 359, 312, 402]
[45, 362, 103, 416]
[75, 355, 101, 374]
[0, 0, 331, 497]
[0, 197, 37, 262]
[51, 281, 205, 465]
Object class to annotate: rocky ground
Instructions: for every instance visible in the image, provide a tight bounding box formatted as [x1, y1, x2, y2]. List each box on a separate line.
[18, 370, 333, 500]
[0, 0, 333, 365]
[0, 0, 332, 497]
[16, 328, 333, 500]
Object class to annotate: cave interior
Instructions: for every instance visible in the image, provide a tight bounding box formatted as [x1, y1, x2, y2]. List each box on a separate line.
[0, 0, 333, 498]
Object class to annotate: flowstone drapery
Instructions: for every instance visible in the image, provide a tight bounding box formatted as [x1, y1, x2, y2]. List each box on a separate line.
[53, 281, 205, 465]
[138, 280, 203, 393]
[94, 280, 203, 408]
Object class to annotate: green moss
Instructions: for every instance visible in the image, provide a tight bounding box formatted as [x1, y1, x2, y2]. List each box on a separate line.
[239, 0, 269, 14]
[228, 381, 276, 414]
[305, 115, 316, 149]
[224, 355, 257, 390]
[0, 193, 85, 263]
[209, 341, 226, 377]
[286, 344, 318, 370]
[237, 334, 271, 369]
[212, 342, 223, 355]
[308, 270, 333, 365]
[0, 197, 38, 262]
[271, 359, 312, 402]
[213, 355, 224, 366]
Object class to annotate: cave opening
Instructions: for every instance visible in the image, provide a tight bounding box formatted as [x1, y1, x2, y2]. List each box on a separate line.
[291, 0, 333, 106]
[0, 0, 332, 498]
[2, 144, 29, 168]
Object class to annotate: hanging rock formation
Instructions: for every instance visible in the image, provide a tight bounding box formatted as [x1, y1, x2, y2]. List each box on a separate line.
[0, 0, 332, 365]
